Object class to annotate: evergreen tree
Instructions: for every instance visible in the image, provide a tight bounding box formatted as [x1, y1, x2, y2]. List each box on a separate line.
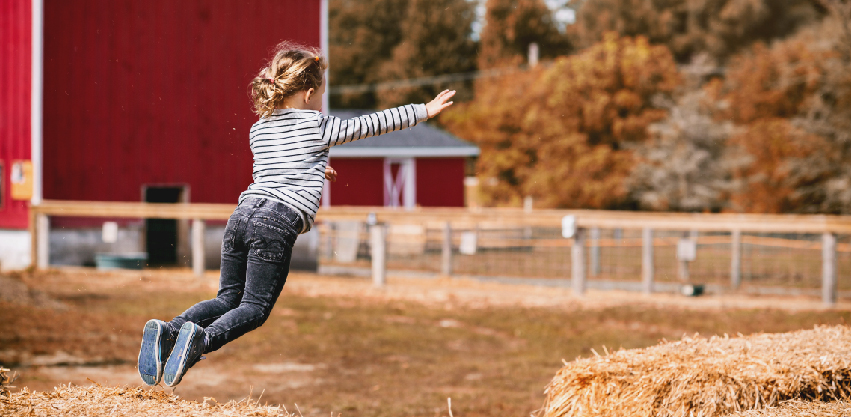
[376, 0, 478, 108]
[569, 0, 824, 63]
[328, 0, 408, 109]
[478, 0, 572, 69]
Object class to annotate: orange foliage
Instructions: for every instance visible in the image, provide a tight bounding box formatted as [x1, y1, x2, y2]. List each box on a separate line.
[444, 34, 680, 208]
[719, 33, 839, 213]
[728, 119, 829, 213]
[723, 41, 828, 124]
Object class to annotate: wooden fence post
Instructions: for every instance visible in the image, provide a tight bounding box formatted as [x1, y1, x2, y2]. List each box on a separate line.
[442, 222, 453, 276]
[590, 227, 600, 276]
[823, 232, 837, 306]
[192, 219, 205, 278]
[677, 231, 690, 283]
[37, 214, 49, 269]
[731, 229, 742, 289]
[642, 228, 654, 294]
[371, 224, 386, 287]
[572, 228, 587, 296]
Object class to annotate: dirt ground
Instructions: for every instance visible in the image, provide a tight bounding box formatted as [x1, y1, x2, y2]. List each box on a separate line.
[2, 268, 850, 417]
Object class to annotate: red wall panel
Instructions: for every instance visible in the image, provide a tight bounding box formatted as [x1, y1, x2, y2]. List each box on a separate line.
[416, 158, 465, 207]
[326, 157, 466, 208]
[326, 158, 384, 206]
[42, 0, 321, 205]
[0, 0, 32, 229]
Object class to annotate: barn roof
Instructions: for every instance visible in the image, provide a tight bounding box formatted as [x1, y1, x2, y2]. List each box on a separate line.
[328, 110, 480, 158]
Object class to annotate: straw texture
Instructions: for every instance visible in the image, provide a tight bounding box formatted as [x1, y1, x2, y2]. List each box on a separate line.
[0, 384, 295, 417]
[0, 368, 13, 399]
[541, 326, 851, 417]
[726, 400, 851, 416]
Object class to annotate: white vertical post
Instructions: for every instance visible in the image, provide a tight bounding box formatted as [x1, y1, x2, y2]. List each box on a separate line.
[403, 158, 416, 209]
[731, 229, 742, 289]
[677, 231, 690, 283]
[527, 42, 539, 67]
[823, 232, 837, 306]
[371, 224, 386, 287]
[36, 214, 48, 269]
[571, 228, 586, 296]
[321, 178, 330, 208]
[642, 228, 654, 294]
[192, 219, 205, 278]
[31, 0, 44, 206]
[442, 222, 453, 276]
[320, 0, 329, 116]
[590, 227, 600, 276]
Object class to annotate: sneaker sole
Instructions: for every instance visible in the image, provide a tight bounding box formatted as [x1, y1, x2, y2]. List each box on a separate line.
[163, 323, 198, 387]
[138, 320, 164, 386]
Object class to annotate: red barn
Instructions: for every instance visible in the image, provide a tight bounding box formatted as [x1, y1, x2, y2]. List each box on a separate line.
[0, 0, 327, 269]
[325, 110, 479, 209]
[0, 0, 477, 270]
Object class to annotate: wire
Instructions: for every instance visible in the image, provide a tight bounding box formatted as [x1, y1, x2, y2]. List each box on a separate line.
[327, 65, 537, 95]
[327, 61, 722, 95]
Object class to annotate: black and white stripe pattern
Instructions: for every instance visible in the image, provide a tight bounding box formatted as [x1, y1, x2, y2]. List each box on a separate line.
[239, 103, 428, 233]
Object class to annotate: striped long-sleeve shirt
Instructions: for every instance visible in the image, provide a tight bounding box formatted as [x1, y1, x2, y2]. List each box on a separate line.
[238, 103, 429, 233]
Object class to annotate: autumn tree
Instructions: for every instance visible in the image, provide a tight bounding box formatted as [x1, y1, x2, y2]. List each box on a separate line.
[328, 0, 409, 109]
[568, 0, 825, 63]
[627, 88, 738, 212]
[375, 0, 478, 108]
[714, 14, 848, 213]
[445, 34, 680, 209]
[478, 0, 572, 70]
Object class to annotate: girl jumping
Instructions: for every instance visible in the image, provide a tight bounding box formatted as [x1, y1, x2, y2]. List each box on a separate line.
[137, 41, 455, 387]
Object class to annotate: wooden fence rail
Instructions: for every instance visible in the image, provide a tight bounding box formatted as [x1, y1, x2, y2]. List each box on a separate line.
[29, 200, 851, 305]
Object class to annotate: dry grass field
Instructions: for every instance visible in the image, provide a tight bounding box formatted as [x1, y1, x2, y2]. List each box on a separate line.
[2, 268, 851, 416]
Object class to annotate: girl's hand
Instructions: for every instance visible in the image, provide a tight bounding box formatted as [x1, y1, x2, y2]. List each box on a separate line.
[325, 166, 337, 182]
[425, 90, 456, 118]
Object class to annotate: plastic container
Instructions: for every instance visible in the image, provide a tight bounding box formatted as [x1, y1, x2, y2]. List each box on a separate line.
[95, 253, 147, 270]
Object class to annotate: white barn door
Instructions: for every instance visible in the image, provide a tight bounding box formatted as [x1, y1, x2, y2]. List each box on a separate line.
[383, 158, 416, 209]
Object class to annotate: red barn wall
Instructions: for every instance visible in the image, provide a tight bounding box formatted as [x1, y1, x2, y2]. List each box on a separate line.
[326, 158, 384, 206]
[42, 0, 320, 205]
[0, 0, 32, 229]
[415, 158, 465, 207]
[327, 157, 466, 207]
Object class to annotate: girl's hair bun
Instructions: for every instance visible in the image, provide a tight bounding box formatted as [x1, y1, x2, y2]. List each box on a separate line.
[250, 41, 328, 118]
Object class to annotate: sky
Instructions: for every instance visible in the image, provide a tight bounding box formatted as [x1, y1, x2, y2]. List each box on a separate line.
[469, 0, 576, 40]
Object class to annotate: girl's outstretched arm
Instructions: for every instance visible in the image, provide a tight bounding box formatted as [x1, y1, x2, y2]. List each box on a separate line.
[320, 90, 455, 148]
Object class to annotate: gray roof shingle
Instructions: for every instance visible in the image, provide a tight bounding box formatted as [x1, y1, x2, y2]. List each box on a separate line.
[328, 110, 479, 157]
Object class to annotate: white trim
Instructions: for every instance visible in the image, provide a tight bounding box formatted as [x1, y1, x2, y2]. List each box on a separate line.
[330, 147, 480, 158]
[320, 0, 329, 116]
[321, 178, 330, 208]
[31, 0, 44, 205]
[383, 158, 416, 208]
[403, 158, 416, 209]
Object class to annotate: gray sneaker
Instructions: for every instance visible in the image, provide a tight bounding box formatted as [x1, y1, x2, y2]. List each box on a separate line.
[163, 322, 206, 387]
[137, 319, 175, 386]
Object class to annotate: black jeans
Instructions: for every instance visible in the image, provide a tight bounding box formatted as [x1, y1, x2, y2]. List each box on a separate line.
[169, 197, 302, 353]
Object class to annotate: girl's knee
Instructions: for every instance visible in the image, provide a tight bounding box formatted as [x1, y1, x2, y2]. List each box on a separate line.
[242, 302, 272, 325]
[215, 294, 241, 310]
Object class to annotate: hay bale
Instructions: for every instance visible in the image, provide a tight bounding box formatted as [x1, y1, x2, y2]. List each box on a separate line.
[541, 326, 851, 417]
[0, 384, 296, 416]
[727, 400, 851, 416]
[0, 367, 14, 398]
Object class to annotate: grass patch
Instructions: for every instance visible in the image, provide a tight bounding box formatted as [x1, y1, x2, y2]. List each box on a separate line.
[2, 271, 850, 417]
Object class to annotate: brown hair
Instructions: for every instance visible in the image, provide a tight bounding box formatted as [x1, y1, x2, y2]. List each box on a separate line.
[249, 41, 328, 118]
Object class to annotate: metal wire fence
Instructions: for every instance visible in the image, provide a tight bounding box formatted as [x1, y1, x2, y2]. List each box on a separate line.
[316, 220, 851, 296]
[26, 202, 851, 303]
